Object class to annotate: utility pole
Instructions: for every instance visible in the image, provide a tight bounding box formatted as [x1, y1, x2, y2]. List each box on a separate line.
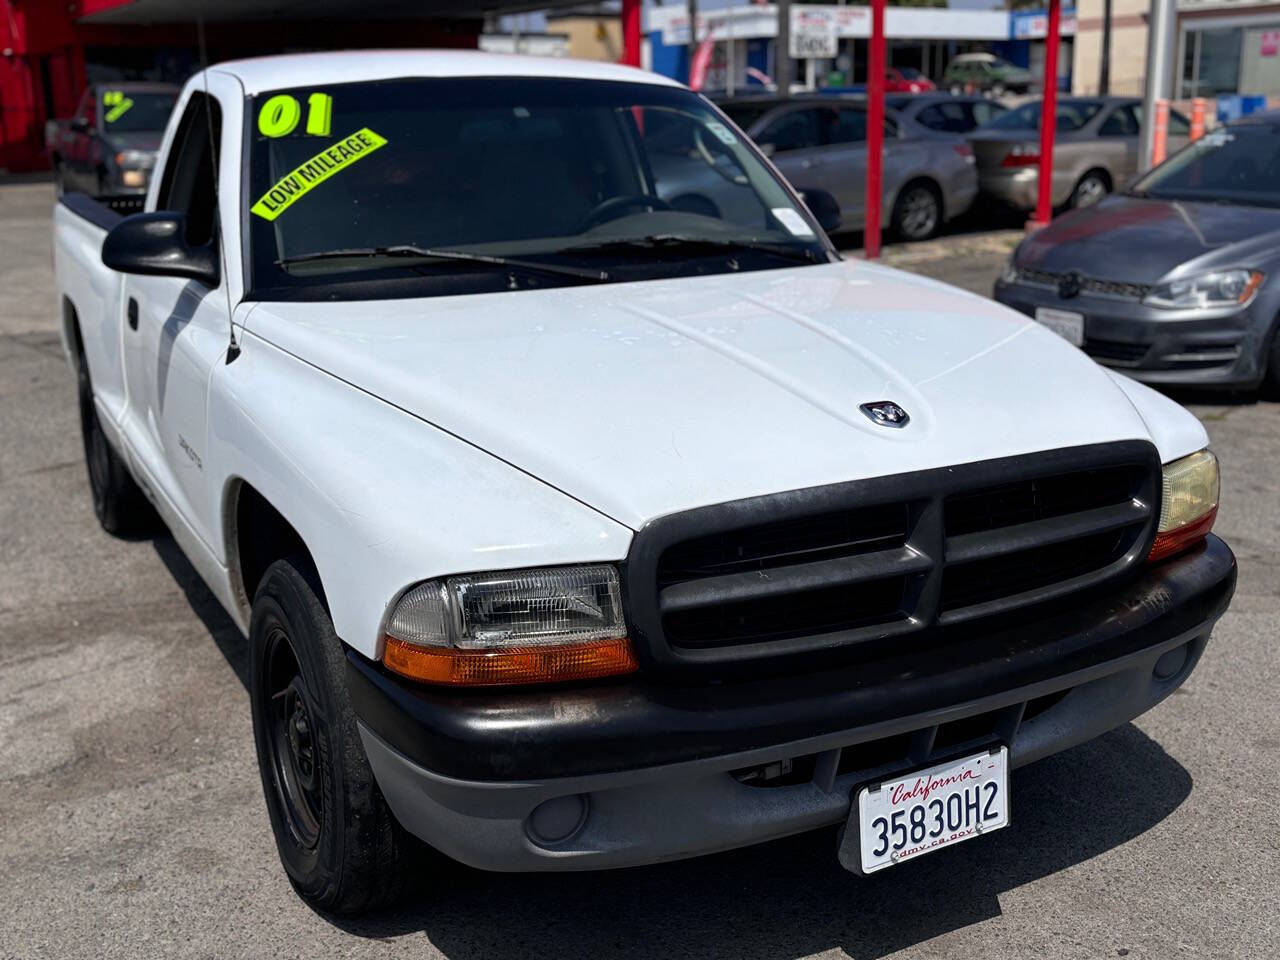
[776, 0, 792, 96]
[1100, 0, 1112, 93]
[1139, 0, 1177, 172]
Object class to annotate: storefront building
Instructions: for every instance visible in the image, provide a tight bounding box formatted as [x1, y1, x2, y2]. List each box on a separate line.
[645, 3, 1074, 94]
[0, 0, 591, 173]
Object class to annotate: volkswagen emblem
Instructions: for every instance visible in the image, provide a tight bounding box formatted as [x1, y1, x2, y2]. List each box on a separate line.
[860, 401, 910, 429]
[1058, 271, 1083, 300]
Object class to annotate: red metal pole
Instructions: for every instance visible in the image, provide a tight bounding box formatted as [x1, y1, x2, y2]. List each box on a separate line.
[1031, 0, 1061, 229]
[621, 0, 642, 67]
[865, 0, 886, 259]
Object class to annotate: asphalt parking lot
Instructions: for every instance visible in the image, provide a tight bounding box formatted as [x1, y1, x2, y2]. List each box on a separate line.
[2, 179, 1277, 959]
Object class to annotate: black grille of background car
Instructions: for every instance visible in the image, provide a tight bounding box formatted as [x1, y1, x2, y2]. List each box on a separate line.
[1015, 267, 1153, 302]
[624, 443, 1161, 675]
[1084, 337, 1150, 365]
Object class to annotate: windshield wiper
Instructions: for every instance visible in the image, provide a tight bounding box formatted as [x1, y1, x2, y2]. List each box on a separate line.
[275, 244, 610, 283]
[556, 234, 821, 265]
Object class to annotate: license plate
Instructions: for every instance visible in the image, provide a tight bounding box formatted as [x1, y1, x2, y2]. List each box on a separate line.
[1034, 307, 1084, 346]
[849, 747, 1009, 874]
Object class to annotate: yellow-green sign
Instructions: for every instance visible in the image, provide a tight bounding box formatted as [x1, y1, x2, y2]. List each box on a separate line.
[103, 90, 133, 124]
[250, 127, 387, 222]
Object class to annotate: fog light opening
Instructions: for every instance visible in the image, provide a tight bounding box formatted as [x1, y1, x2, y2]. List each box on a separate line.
[526, 794, 589, 847]
[1153, 642, 1192, 682]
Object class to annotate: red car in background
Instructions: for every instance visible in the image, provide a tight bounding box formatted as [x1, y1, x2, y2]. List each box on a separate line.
[886, 67, 936, 94]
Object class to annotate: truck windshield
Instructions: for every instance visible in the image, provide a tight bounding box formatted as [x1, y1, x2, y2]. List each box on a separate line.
[101, 91, 177, 132]
[246, 77, 830, 299]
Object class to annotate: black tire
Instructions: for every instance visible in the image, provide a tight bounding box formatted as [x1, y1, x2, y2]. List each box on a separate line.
[890, 180, 943, 242]
[75, 342, 152, 535]
[249, 558, 420, 914]
[1069, 169, 1110, 209]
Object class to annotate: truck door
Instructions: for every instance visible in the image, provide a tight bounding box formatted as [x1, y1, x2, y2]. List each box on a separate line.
[119, 90, 231, 552]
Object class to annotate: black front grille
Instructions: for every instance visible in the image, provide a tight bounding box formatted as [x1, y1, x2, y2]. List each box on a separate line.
[624, 443, 1161, 675]
[1016, 267, 1152, 301]
[1085, 337, 1150, 365]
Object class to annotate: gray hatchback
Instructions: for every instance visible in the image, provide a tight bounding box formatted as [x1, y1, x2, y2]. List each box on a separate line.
[970, 96, 1189, 211]
[994, 113, 1280, 392]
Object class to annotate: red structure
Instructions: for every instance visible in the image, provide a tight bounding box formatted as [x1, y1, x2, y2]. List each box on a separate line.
[864, 0, 887, 260]
[0, 0, 485, 173]
[1031, 0, 1062, 229]
[621, 0, 642, 68]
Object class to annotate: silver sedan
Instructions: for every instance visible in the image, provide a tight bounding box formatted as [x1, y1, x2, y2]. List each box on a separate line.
[714, 96, 979, 241]
[968, 96, 1190, 211]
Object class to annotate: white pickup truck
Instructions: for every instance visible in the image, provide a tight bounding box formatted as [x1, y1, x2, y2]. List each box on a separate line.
[54, 51, 1235, 914]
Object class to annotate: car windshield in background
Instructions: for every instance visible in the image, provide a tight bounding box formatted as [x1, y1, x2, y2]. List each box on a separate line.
[717, 101, 776, 132]
[1131, 124, 1280, 208]
[101, 91, 176, 132]
[247, 78, 827, 299]
[986, 100, 1103, 132]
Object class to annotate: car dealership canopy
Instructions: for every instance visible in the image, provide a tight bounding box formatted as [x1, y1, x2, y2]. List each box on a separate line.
[0, 0, 628, 172]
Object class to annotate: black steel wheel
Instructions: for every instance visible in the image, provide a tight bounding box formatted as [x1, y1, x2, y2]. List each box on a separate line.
[249, 557, 426, 914]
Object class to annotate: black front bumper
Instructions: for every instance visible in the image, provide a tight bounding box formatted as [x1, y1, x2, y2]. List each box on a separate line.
[348, 535, 1235, 783]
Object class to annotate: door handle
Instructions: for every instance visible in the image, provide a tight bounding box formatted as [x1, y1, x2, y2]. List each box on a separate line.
[127, 298, 138, 331]
[801, 158, 823, 169]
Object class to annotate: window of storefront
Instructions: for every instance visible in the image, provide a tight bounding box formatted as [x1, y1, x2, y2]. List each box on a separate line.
[1181, 20, 1280, 98]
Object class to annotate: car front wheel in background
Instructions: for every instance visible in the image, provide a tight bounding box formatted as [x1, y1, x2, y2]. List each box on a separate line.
[1069, 170, 1111, 209]
[250, 557, 427, 914]
[891, 181, 942, 242]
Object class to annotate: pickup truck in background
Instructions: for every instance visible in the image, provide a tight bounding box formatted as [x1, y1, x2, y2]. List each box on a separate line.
[53, 52, 1235, 915]
[46, 82, 179, 196]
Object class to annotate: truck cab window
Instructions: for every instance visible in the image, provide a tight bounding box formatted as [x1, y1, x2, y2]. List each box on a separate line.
[157, 93, 222, 249]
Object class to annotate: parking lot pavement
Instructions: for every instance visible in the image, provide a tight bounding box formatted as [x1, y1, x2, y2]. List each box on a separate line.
[1, 179, 1276, 960]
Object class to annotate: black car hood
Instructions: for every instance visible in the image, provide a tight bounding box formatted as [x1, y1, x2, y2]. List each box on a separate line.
[1019, 195, 1280, 282]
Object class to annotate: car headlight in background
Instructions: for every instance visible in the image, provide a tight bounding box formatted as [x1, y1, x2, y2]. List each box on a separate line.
[382, 564, 637, 686]
[1149, 449, 1219, 563]
[1144, 270, 1263, 309]
[114, 149, 156, 169]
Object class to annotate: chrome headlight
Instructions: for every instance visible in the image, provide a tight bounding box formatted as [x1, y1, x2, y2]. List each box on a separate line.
[1144, 270, 1262, 309]
[382, 564, 636, 686]
[1150, 449, 1219, 563]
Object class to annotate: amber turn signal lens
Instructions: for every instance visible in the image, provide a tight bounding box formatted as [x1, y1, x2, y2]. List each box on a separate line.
[383, 634, 638, 687]
[1149, 505, 1217, 564]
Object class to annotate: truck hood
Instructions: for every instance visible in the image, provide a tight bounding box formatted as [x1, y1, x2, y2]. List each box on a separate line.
[244, 260, 1166, 530]
[1018, 194, 1280, 283]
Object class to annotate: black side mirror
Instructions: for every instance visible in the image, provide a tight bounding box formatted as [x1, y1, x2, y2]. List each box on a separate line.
[798, 188, 842, 234]
[102, 212, 219, 287]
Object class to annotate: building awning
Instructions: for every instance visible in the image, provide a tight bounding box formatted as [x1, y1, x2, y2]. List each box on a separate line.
[75, 0, 591, 24]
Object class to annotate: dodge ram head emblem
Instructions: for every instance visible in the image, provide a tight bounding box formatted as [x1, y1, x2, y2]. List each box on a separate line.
[860, 401, 910, 428]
